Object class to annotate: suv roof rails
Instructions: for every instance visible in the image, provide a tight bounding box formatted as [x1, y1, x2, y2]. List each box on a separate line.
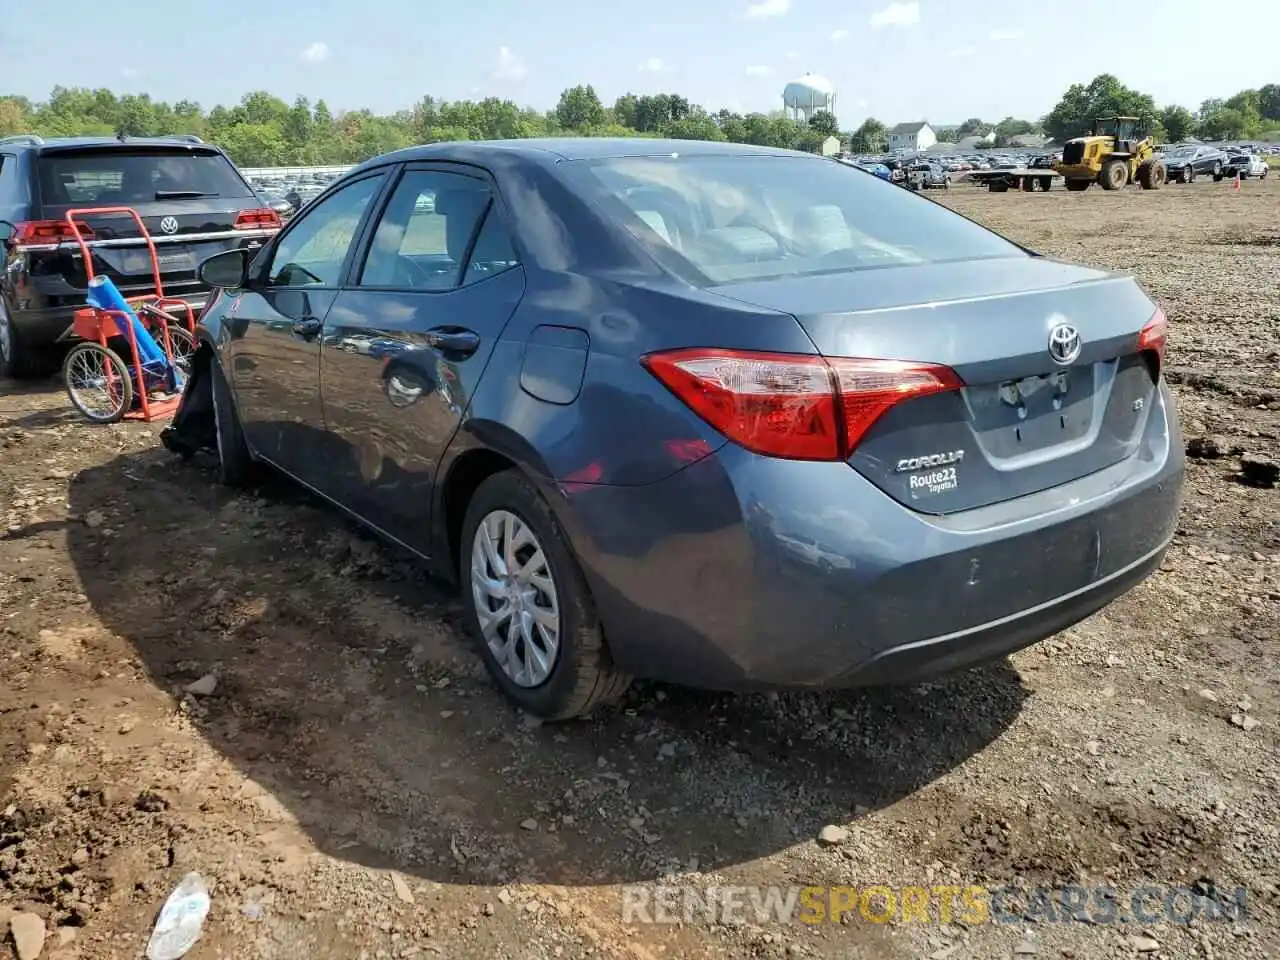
[0, 134, 45, 147]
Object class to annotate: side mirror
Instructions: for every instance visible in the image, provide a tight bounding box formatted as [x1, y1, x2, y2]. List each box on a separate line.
[198, 248, 250, 289]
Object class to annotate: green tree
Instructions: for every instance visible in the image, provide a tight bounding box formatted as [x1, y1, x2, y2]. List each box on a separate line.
[808, 109, 839, 137]
[1042, 74, 1158, 142]
[1259, 84, 1280, 122]
[555, 85, 605, 131]
[1160, 105, 1196, 143]
[956, 117, 991, 137]
[667, 113, 726, 141]
[849, 117, 887, 153]
[1199, 108, 1250, 140]
[990, 116, 1036, 146]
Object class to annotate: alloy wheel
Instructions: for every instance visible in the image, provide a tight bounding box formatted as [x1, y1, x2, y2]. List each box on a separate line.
[470, 509, 561, 687]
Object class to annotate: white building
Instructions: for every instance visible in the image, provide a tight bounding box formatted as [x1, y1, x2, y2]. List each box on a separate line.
[886, 121, 937, 153]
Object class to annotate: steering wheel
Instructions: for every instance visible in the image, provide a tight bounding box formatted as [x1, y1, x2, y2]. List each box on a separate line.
[393, 255, 454, 289]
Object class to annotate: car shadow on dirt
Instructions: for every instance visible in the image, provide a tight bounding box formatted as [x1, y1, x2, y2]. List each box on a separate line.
[66, 446, 1028, 887]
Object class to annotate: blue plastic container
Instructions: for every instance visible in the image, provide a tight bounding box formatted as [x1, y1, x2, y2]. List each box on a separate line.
[86, 275, 167, 366]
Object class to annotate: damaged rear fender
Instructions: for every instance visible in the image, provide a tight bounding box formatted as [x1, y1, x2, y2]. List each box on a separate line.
[159, 343, 218, 458]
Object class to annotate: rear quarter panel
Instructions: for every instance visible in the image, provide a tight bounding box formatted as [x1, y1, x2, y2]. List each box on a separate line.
[460, 271, 820, 487]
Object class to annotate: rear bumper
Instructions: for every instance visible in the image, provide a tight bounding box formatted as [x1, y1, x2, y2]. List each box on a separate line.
[565, 384, 1184, 691]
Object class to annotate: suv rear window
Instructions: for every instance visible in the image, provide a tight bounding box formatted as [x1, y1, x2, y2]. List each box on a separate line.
[37, 148, 252, 206]
[564, 154, 1023, 284]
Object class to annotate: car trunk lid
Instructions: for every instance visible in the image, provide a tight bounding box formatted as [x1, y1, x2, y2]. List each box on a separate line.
[31, 144, 273, 301]
[710, 256, 1163, 514]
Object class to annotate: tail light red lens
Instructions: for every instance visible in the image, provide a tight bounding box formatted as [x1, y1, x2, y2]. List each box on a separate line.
[10, 219, 95, 246]
[642, 348, 963, 461]
[1137, 307, 1167, 373]
[234, 208, 282, 231]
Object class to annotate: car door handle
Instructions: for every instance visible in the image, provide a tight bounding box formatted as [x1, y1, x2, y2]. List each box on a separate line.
[424, 327, 480, 357]
[292, 317, 323, 339]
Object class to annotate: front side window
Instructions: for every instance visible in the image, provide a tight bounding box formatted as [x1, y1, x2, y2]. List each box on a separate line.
[563, 154, 1024, 284]
[359, 169, 495, 291]
[266, 174, 383, 288]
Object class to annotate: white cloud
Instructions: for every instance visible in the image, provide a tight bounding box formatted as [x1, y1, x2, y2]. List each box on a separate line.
[745, 0, 790, 19]
[989, 28, 1024, 41]
[869, 1, 920, 27]
[948, 45, 977, 57]
[785, 49, 800, 60]
[300, 41, 330, 64]
[493, 45, 526, 81]
[854, 98, 869, 108]
[830, 28, 849, 40]
[638, 56, 674, 73]
[744, 64, 774, 78]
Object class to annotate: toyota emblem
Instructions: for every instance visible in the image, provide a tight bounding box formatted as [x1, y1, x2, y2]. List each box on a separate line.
[1047, 322, 1082, 366]
[158, 216, 180, 235]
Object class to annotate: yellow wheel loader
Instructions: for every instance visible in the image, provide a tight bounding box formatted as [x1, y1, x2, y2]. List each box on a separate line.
[1053, 117, 1166, 192]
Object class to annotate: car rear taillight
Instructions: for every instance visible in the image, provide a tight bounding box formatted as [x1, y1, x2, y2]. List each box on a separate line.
[1137, 307, 1168, 375]
[10, 219, 95, 247]
[642, 348, 963, 461]
[234, 208, 282, 231]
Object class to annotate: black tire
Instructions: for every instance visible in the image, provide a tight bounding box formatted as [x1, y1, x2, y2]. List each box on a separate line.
[1182, 166, 1195, 184]
[209, 357, 254, 487]
[1037, 177, 1052, 191]
[0, 303, 59, 381]
[1021, 176, 1035, 192]
[1137, 158, 1166, 190]
[460, 469, 631, 720]
[1212, 164, 1223, 182]
[62, 342, 133, 424]
[1065, 179, 1090, 191]
[1100, 158, 1128, 190]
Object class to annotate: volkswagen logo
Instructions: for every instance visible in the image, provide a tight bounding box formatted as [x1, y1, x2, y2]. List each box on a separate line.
[1047, 322, 1082, 366]
[158, 216, 180, 235]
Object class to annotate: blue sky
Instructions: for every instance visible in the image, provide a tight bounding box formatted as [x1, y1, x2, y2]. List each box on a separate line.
[2, 0, 1275, 126]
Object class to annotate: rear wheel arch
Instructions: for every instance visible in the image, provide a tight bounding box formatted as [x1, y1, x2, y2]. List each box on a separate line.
[440, 447, 521, 581]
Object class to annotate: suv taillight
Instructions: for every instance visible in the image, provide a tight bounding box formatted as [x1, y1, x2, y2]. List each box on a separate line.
[234, 208, 282, 231]
[1137, 307, 1168, 375]
[10, 219, 95, 246]
[642, 348, 963, 461]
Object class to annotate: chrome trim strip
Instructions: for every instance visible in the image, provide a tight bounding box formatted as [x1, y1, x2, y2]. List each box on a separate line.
[16, 228, 277, 254]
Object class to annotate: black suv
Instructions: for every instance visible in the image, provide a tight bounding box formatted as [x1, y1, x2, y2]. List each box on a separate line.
[0, 134, 281, 378]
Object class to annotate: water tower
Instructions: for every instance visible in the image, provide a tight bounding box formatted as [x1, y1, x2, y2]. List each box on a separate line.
[782, 73, 836, 122]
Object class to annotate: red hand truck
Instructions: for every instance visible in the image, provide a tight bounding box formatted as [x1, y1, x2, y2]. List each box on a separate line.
[60, 207, 200, 424]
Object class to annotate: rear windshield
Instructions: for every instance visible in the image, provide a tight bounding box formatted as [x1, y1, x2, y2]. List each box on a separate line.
[564, 154, 1023, 284]
[37, 148, 252, 206]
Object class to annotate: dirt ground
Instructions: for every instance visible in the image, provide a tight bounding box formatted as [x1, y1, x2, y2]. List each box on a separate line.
[2, 177, 1278, 960]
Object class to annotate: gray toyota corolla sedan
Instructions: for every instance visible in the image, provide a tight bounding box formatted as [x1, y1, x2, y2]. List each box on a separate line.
[162, 138, 1184, 719]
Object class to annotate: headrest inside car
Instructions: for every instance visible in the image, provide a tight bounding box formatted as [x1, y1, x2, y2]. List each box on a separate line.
[434, 188, 488, 216]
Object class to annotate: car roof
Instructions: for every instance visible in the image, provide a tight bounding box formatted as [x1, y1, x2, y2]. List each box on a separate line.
[351, 137, 808, 174]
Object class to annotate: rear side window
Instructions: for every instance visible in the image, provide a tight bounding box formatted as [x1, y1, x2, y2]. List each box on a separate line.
[563, 155, 1023, 284]
[37, 149, 253, 206]
[359, 169, 499, 291]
